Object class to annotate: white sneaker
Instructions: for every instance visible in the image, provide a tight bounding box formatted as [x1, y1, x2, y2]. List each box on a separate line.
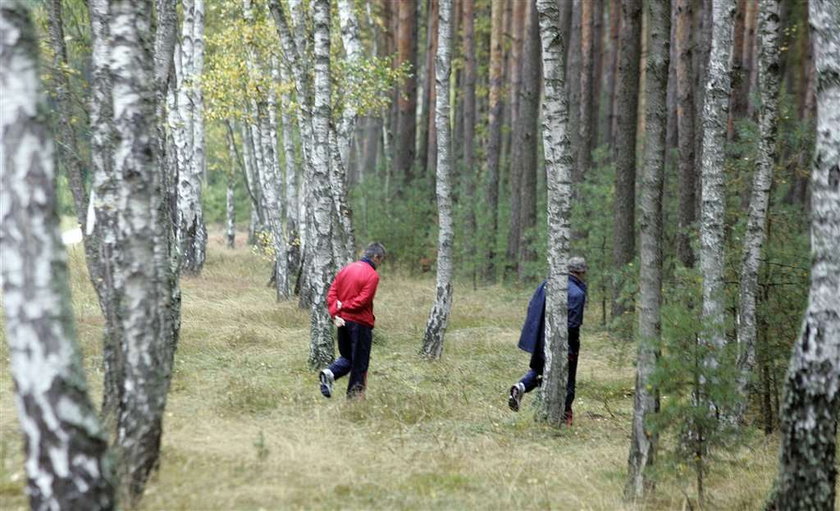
[319, 369, 334, 398]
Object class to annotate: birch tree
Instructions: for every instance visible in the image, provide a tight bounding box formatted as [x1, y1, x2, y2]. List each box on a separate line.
[0, 4, 115, 507]
[175, 0, 208, 274]
[768, 0, 840, 507]
[420, 0, 454, 360]
[626, 0, 670, 498]
[735, 0, 781, 424]
[307, 0, 338, 367]
[107, 0, 178, 501]
[535, 0, 572, 426]
[698, 0, 735, 406]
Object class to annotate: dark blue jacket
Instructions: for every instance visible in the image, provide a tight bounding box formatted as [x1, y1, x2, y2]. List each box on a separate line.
[517, 275, 587, 354]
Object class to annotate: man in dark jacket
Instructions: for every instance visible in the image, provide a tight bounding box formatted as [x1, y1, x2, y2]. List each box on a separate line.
[508, 257, 587, 425]
[320, 242, 386, 399]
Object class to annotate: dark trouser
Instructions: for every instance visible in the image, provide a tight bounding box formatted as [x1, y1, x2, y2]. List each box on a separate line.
[518, 327, 580, 412]
[327, 320, 373, 398]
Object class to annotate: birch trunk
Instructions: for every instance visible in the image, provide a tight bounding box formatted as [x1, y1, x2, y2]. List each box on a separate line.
[0, 4, 116, 508]
[769, 1, 840, 507]
[238, 120, 263, 246]
[535, 0, 572, 427]
[88, 0, 123, 424]
[421, 0, 454, 360]
[176, 0, 207, 275]
[108, 0, 177, 501]
[611, 0, 642, 322]
[625, 0, 669, 499]
[735, 0, 781, 424]
[224, 121, 241, 249]
[306, 0, 337, 367]
[699, 0, 735, 387]
[280, 64, 302, 290]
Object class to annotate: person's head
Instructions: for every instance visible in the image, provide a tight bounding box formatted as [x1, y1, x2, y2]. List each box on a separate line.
[568, 256, 587, 281]
[363, 242, 387, 265]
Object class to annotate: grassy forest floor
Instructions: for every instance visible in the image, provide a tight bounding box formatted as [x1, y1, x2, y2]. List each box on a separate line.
[1, 230, 783, 510]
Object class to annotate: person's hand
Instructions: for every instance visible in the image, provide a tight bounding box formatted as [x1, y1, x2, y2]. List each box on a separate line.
[333, 316, 345, 327]
[337, 300, 343, 310]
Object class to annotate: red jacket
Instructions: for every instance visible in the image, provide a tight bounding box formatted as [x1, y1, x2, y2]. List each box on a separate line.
[327, 259, 380, 328]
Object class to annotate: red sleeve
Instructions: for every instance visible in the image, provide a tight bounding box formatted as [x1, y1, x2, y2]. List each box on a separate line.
[327, 272, 340, 317]
[340, 272, 379, 312]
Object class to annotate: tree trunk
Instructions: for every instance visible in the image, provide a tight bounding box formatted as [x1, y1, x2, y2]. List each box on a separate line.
[516, 0, 540, 279]
[735, 0, 781, 424]
[279, 64, 302, 293]
[176, 0, 207, 275]
[577, 0, 595, 182]
[675, 0, 697, 268]
[625, 0, 669, 499]
[421, 0, 454, 360]
[699, 0, 735, 390]
[0, 5, 116, 508]
[535, 0, 572, 427]
[395, 0, 418, 184]
[419, 0, 439, 179]
[601, 0, 621, 147]
[108, 0, 178, 502]
[306, 0, 337, 367]
[461, 0, 477, 282]
[610, 0, 642, 324]
[483, 0, 504, 283]
[768, 1, 840, 507]
[224, 123, 240, 249]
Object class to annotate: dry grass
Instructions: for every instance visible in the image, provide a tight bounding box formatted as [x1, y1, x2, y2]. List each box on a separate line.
[0, 231, 783, 510]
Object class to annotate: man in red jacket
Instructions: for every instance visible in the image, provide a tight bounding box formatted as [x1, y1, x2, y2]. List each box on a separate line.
[320, 242, 386, 399]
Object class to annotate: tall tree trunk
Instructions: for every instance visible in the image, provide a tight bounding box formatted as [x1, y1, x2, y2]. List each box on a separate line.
[483, 0, 504, 283]
[735, 0, 781, 424]
[768, 1, 840, 507]
[421, 0, 454, 360]
[577, 0, 595, 182]
[535, 0, 571, 427]
[601, 0, 621, 147]
[224, 123, 240, 249]
[0, 4, 116, 508]
[176, 0, 207, 275]
[625, 0, 670, 499]
[516, 0, 540, 279]
[419, 0, 439, 179]
[395, 0, 418, 184]
[610, 0, 642, 323]
[699, 0, 735, 411]
[108, 0, 177, 503]
[279, 64, 302, 293]
[306, 0, 337, 367]
[675, 0, 697, 268]
[462, 0, 477, 282]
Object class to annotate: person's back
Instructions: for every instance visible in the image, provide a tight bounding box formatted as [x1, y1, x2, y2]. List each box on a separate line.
[328, 260, 379, 328]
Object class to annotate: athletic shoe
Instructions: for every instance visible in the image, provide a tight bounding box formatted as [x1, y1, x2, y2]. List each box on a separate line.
[508, 382, 525, 412]
[319, 368, 334, 398]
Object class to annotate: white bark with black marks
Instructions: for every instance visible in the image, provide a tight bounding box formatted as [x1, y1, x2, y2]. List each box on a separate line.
[699, 0, 735, 384]
[421, 0, 454, 360]
[0, 4, 116, 508]
[626, 0, 670, 499]
[735, 0, 781, 424]
[108, 0, 177, 502]
[535, 0, 571, 426]
[769, 1, 840, 507]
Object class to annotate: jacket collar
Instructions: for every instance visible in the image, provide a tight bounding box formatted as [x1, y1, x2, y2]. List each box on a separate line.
[361, 257, 377, 270]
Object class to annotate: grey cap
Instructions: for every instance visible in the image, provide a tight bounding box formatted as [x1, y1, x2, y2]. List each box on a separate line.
[568, 257, 587, 273]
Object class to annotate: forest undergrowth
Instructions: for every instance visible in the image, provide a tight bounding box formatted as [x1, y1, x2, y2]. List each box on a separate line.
[1, 230, 781, 510]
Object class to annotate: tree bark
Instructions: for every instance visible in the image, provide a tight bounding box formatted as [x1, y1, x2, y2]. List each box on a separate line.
[768, 1, 840, 507]
[535, 0, 571, 427]
[610, 0, 642, 324]
[699, 0, 736, 387]
[421, 0, 454, 360]
[577, 0, 595, 182]
[675, 0, 697, 268]
[279, 64, 302, 292]
[483, 0, 504, 283]
[516, 0, 540, 279]
[0, 4, 116, 508]
[625, 0, 669, 499]
[461, 0, 477, 281]
[419, 0, 439, 179]
[108, 0, 178, 502]
[735, 0, 781, 424]
[395, 0, 418, 184]
[224, 122, 240, 249]
[601, 0, 621, 147]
